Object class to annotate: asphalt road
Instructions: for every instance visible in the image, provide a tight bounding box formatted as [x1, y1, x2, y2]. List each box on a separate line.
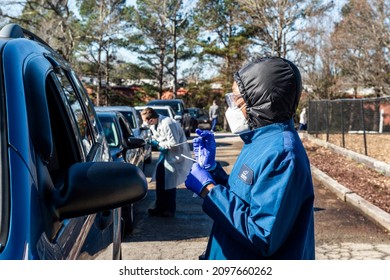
[121, 132, 390, 260]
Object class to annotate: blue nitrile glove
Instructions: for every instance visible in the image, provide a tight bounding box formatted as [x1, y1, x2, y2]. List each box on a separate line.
[185, 163, 216, 196]
[150, 139, 159, 148]
[193, 128, 216, 170]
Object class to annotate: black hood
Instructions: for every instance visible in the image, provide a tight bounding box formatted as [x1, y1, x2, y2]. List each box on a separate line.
[233, 57, 302, 129]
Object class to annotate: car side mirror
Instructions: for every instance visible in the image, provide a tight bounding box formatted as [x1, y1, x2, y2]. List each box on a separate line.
[174, 115, 182, 121]
[53, 161, 147, 220]
[127, 136, 146, 149]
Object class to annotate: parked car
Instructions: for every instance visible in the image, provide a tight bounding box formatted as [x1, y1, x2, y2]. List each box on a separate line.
[146, 99, 192, 137]
[135, 105, 176, 120]
[188, 107, 212, 131]
[135, 105, 179, 151]
[95, 110, 146, 234]
[95, 110, 146, 169]
[95, 106, 152, 163]
[0, 23, 147, 260]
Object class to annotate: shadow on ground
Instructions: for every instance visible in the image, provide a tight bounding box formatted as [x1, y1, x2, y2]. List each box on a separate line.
[123, 187, 213, 243]
[123, 132, 240, 244]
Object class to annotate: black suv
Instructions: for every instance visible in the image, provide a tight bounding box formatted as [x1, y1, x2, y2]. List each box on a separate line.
[146, 99, 192, 137]
[0, 24, 147, 260]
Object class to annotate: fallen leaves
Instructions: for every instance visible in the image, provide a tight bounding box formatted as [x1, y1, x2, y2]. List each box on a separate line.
[303, 139, 390, 213]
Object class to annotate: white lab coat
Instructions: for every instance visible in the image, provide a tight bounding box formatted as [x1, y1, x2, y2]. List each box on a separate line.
[150, 115, 192, 189]
[299, 108, 307, 125]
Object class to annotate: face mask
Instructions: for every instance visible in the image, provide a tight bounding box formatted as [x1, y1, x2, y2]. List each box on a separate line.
[225, 107, 250, 134]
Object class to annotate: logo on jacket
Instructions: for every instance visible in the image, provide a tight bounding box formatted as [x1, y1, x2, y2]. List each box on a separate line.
[238, 164, 253, 185]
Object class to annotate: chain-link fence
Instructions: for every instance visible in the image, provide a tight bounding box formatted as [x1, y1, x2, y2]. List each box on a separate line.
[308, 97, 390, 162]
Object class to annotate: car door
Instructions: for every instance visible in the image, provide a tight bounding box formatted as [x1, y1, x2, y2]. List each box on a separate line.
[25, 56, 119, 259]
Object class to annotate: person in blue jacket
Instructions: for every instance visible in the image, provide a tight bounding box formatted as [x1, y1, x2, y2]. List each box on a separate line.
[185, 57, 315, 260]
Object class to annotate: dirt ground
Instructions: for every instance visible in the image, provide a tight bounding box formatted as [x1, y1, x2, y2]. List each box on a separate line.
[314, 133, 390, 164]
[302, 138, 390, 214]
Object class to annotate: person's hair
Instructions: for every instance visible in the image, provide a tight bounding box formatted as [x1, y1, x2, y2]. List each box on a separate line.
[141, 107, 159, 120]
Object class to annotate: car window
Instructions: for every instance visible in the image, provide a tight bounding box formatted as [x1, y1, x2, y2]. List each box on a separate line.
[120, 111, 137, 130]
[45, 72, 88, 185]
[70, 71, 100, 141]
[170, 103, 180, 114]
[118, 116, 134, 138]
[53, 69, 93, 157]
[136, 111, 143, 126]
[37, 71, 92, 243]
[148, 101, 182, 114]
[99, 117, 120, 147]
[154, 109, 169, 117]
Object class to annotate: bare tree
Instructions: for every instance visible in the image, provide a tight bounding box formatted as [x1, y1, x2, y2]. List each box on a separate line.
[331, 0, 390, 96]
[129, 0, 195, 99]
[236, 0, 334, 58]
[77, 0, 133, 105]
[294, 9, 340, 100]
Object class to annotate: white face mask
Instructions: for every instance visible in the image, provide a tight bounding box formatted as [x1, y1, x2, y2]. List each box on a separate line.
[225, 107, 250, 134]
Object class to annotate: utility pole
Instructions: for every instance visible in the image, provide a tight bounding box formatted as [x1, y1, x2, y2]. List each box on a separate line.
[171, 14, 187, 99]
[172, 17, 178, 99]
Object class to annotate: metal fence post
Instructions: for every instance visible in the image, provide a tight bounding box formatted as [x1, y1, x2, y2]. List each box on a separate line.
[315, 102, 319, 138]
[341, 100, 345, 148]
[326, 101, 329, 142]
[360, 99, 368, 156]
[379, 109, 384, 133]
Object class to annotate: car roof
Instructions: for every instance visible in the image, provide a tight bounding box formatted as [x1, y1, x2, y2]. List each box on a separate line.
[0, 23, 57, 54]
[0, 23, 46, 43]
[147, 99, 184, 105]
[135, 105, 173, 110]
[96, 105, 136, 112]
[96, 109, 123, 118]
[135, 105, 175, 118]
[135, 105, 175, 113]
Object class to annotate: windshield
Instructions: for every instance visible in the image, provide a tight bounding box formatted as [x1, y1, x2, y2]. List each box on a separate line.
[148, 101, 182, 114]
[188, 108, 198, 118]
[154, 109, 171, 117]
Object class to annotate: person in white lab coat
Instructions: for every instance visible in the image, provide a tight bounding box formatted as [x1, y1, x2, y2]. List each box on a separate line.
[298, 107, 307, 131]
[141, 107, 192, 217]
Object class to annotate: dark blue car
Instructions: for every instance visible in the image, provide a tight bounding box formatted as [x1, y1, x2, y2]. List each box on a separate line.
[96, 110, 146, 234]
[0, 24, 147, 259]
[96, 106, 152, 164]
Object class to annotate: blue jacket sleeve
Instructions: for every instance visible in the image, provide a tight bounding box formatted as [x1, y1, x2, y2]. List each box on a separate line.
[202, 150, 304, 257]
[208, 161, 229, 186]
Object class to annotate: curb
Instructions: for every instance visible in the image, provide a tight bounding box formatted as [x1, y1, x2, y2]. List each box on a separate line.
[311, 165, 390, 232]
